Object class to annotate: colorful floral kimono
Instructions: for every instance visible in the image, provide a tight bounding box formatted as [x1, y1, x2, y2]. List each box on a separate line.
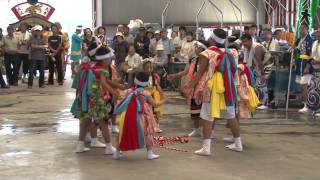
[200, 46, 238, 119]
[182, 56, 207, 102]
[114, 87, 157, 151]
[71, 63, 111, 121]
[70, 62, 95, 119]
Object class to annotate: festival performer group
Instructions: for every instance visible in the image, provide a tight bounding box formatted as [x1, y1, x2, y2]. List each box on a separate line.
[3, 19, 319, 160]
[69, 23, 267, 160]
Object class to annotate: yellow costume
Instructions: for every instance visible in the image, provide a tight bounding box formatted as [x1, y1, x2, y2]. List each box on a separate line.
[207, 72, 226, 118]
[145, 73, 162, 119]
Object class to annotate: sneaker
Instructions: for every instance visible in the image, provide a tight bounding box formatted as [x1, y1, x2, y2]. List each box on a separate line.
[147, 150, 160, 160]
[75, 141, 91, 153]
[210, 131, 215, 139]
[298, 106, 311, 114]
[223, 137, 235, 143]
[28, 85, 32, 89]
[226, 143, 243, 152]
[22, 78, 27, 84]
[85, 133, 91, 143]
[105, 145, 116, 155]
[90, 139, 106, 148]
[188, 129, 201, 137]
[194, 148, 211, 156]
[113, 150, 122, 160]
[111, 125, 119, 134]
[155, 128, 163, 133]
[257, 105, 268, 110]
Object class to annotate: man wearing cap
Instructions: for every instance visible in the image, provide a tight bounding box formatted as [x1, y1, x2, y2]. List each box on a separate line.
[112, 32, 129, 69]
[71, 25, 83, 77]
[3, 25, 20, 86]
[159, 28, 175, 63]
[28, 25, 47, 88]
[187, 29, 243, 155]
[134, 27, 150, 58]
[149, 30, 161, 57]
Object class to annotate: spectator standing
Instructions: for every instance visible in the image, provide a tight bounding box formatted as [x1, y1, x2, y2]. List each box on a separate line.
[123, 26, 134, 45]
[123, 45, 142, 86]
[16, 23, 31, 83]
[179, 31, 195, 62]
[134, 27, 150, 58]
[48, 24, 63, 85]
[262, 28, 279, 51]
[0, 28, 9, 88]
[159, 28, 175, 63]
[28, 25, 47, 88]
[55, 22, 70, 79]
[3, 26, 19, 86]
[149, 30, 161, 57]
[249, 24, 261, 43]
[113, 32, 129, 68]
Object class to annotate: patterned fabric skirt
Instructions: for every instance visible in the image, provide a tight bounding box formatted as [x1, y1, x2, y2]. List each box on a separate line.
[307, 72, 320, 112]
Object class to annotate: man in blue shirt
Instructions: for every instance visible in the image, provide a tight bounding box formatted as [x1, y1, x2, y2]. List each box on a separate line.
[294, 24, 314, 113]
[159, 28, 175, 64]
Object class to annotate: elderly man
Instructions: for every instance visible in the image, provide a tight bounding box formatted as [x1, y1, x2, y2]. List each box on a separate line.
[3, 26, 19, 86]
[16, 23, 31, 82]
[262, 28, 279, 52]
[159, 28, 175, 63]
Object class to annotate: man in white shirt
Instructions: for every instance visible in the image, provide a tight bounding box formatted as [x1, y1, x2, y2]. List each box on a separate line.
[262, 28, 279, 52]
[16, 23, 31, 82]
[179, 31, 195, 62]
[149, 30, 161, 57]
[123, 45, 142, 85]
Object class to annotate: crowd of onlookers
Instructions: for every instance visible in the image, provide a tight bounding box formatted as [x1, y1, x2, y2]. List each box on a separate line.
[0, 22, 69, 89]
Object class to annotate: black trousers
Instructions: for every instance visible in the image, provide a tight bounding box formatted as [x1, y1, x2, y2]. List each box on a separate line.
[4, 53, 20, 85]
[28, 59, 45, 87]
[19, 53, 29, 75]
[48, 53, 63, 84]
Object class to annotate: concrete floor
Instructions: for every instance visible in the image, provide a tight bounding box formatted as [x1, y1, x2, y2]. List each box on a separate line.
[1, 78, 320, 180]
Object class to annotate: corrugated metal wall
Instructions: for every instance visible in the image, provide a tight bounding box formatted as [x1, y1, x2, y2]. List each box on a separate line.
[102, 0, 258, 26]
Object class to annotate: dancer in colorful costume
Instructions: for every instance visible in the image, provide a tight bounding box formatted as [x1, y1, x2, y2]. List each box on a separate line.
[186, 29, 243, 155]
[71, 46, 118, 155]
[142, 58, 164, 133]
[113, 72, 167, 160]
[167, 40, 208, 137]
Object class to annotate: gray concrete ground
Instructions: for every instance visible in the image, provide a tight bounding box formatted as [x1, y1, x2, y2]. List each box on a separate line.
[1, 78, 320, 180]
